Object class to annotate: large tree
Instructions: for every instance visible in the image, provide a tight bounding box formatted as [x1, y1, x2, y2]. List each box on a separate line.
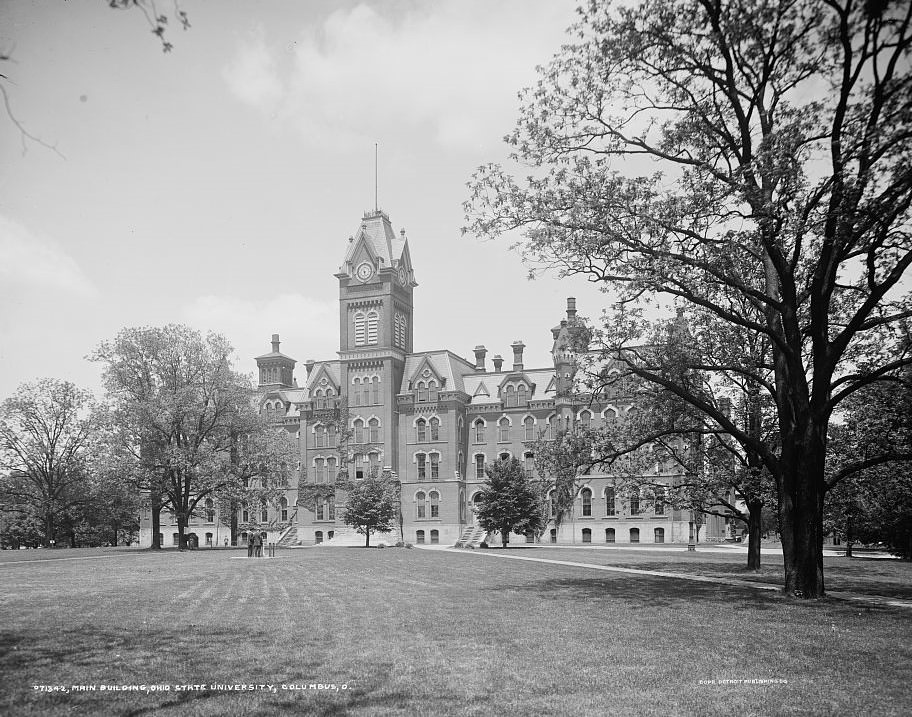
[467, 0, 912, 597]
[92, 325, 293, 550]
[475, 458, 546, 548]
[0, 379, 100, 546]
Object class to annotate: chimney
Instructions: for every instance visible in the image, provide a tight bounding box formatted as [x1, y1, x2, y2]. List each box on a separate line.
[305, 360, 315, 377]
[271, 334, 281, 353]
[566, 297, 577, 319]
[493, 355, 504, 372]
[511, 341, 525, 372]
[473, 345, 487, 372]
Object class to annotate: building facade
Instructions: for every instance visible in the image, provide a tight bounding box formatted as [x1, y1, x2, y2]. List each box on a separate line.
[144, 209, 727, 548]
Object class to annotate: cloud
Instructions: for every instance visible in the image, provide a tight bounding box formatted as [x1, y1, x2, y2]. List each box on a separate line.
[223, 1, 574, 151]
[181, 293, 338, 378]
[222, 27, 284, 108]
[0, 215, 98, 297]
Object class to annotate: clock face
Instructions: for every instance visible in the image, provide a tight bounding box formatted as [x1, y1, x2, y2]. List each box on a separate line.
[356, 262, 374, 281]
[398, 266, 408, 285]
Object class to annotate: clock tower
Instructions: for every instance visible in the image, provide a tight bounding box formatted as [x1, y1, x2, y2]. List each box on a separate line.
[335, 209, 416, 473]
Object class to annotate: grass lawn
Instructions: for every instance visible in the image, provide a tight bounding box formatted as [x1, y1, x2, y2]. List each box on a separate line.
[524, 545, 912, 600]
[0, 546, 910, 716]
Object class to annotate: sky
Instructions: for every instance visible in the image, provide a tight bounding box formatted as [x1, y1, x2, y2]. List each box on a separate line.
[0, 0, 611, 398]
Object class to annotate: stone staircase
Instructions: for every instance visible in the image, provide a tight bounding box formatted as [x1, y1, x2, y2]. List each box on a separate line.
[320, 526, 398, 547]
[277, 526, 299, 547]
[454, 524, 488, 549]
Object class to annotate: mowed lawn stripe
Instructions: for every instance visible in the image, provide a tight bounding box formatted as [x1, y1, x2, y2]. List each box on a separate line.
[1, 547, 910, 716]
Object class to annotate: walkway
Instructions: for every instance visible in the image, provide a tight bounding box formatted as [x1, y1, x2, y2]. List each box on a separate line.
[450, 548, 912, 610]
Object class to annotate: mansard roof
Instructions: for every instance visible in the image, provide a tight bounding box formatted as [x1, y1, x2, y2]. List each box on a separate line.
[343, 210, 408, 269]
[304, 360, 342, 394]
[400, 350, 477, 394]
[463, 367, 556, 405]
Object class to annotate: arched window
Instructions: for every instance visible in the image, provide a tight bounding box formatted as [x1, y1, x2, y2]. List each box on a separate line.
[606, 486, 616, 516]
[505, 385, 516, 408]
[327, 457, 336, 482]
[604, 408, 617, 425]
[475, 454, 485, 479]
[205, 532, 213, 546]
[523, 452, 534, 477]
[417, 453, 427, 479]
[315, 425, 326, 447]
[474, 419, 485, 443]
[429, 491, 439, 518]
[605, 528, 616, 543]
[582, 528, 592, 543]
[428, 380, 438, 402]
[430, 417, 440, 441]
[581, 488, 592, 517]
[368, 418, 380, 443]
[549, 528, 557, 544]
[417, 418, 427, 443]
[327, 424, 337, 445]
[352, 379, 361, 406]
[261, 500, 268, 523]
[517, 384, 528, 407]
[524, 416, 535, 440]
[630, 489, 640, 515]
[326, 388, 334, 397]
[630, 528, 640, 543]
[654, 527, 665, 544]
[654, 487, 665, 515]
[362, 379, 370, 406]
[416, 530, 425, 544]
[458, 417, 464, 445]
[368, 452, 379, 476]
[205, 498, 214, 523]
[353, 418, 364, 444]
[499, 452, 510, 462]
[416, 492, 426, 519]
[366, 310, 379, 344]
[372, 376, 380, 404]
[430, 453, 440, 480]
[394, 312, 406, 348]
[579, 410, 592, 429]
[417, 381, 428, 402]
[547, 414, 560, 440]
[548, 491, 556, 518]
[242, 504, 249, 523]
[430, 529, 439, 544]
[315, 458, 325, 484]
[353, 312, 366, 346]
[280, 497, 288, 522]
[498, 417, 510, 442]
[315, 531, 323, 544]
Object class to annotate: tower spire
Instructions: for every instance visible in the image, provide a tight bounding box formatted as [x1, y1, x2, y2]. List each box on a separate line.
[374, 142, 379, 212]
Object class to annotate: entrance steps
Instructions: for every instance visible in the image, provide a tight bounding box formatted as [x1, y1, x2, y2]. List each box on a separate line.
[454, 524, 488, 549]
[277, 526, 299, 547]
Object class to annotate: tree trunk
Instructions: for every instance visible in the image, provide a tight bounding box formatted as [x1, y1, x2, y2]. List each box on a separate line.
[746, 500, 763, 571]
[230, 502, 239, 546]
[501, 525, 508, 548]
[845, 517, 853, 558]
[177, 513, 187, 551]
[43, 510, 55, 548]
[780, 440, 826, 598]
[365, 528, 370, 548]
[151, 493, 162, 550]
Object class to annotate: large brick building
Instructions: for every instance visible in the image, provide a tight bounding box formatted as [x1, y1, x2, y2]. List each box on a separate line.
[145, 209, 727, 548]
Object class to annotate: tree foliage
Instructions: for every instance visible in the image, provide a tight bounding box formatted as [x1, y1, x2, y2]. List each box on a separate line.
[92, 325, 294, 550]
[466, 0, 912, 597]
[341, 471, 399, 547]
[0, 379, 100, 546]
[475, 458, 546, 548]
